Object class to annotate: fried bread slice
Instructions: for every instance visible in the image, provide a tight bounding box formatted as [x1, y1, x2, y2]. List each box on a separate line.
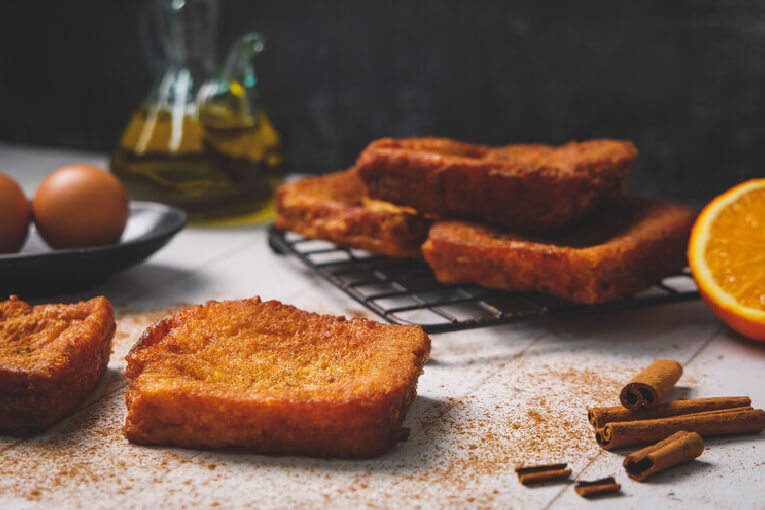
[0, 295, 115, 435]
[124, 298, 430, 457]
[354, 137, 637, 233]
[274, 170, 431, 257]
[422, 196, 696, 304]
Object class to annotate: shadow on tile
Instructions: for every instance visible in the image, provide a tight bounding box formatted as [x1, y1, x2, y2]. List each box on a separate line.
[181, 395, 466, 474]
[625, 459, 715, 485]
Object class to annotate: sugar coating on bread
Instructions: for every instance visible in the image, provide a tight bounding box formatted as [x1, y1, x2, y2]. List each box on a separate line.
[355, 137, 637, 233]
[275, 170, 431, 257]
[422, 196, 696, 304]
[0, 295, 115, 435]
[124, 297, 430, 457]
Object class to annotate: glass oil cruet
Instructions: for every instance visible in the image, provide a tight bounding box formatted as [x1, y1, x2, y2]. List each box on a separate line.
[110, 0, 286, 224]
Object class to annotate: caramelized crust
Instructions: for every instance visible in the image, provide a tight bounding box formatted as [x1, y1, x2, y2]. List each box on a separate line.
[274, 170, 431, 257]
[422, 196, 696, 304]
[354, 137, 637, 233]
[124, 298, 430, 458]
[0, 295, 115, 435]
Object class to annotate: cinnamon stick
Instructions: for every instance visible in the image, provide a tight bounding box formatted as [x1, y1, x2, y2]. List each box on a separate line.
[574, 477, 621, 498]
[595, 408, 765, 450]
[686, 406, 753, 417]
[620, 359, 683, 410]
[515, 463, 572, 485]
[587, 397, 752, 428]
[623, 430, 704, 482]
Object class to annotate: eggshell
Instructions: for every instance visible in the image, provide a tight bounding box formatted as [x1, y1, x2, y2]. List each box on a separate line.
[0, 173, 31, 253]
[33, 164, 129, 249]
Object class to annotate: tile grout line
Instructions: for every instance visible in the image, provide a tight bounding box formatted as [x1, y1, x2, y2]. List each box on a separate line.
[408, 332, 547, 443]
[2, 235, 256, 452]
[2, 233, 333, 499]
[0, 235, 255, 452]
[97, 332, 550, 507]
[1, 318, 206, 454]
[114, 234, 259, 307]
[540, 450, 606, 510]
[96, 328, 551, 502]
[1, 381, 129, 454]
[3, 375, 206, 510]
[681, 323, 723, 367]
[540, 323, 725, 509]
[102, 454, 205, 510]
[460, 331, 549, 394]
[472, 331, 548, 382]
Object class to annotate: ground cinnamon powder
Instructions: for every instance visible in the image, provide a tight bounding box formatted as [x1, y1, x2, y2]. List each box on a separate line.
[0, 310, 687, 507]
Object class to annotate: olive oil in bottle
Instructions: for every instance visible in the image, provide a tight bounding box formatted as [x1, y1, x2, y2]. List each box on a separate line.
[110, 103, 285, 224]
[110, 0, 285, 224]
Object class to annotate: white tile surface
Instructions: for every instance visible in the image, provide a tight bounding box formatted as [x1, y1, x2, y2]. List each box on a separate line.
[1, 144, 763, 509]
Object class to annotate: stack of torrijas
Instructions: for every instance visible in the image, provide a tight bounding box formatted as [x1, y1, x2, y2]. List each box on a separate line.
[587, 359, 765, 481]
[276, 136, 697, 304]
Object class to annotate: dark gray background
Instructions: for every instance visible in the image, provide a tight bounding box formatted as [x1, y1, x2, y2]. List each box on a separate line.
[0, 1, 763, 205]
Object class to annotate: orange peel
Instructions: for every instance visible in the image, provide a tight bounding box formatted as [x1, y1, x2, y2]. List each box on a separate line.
[688, 178, 765, 341]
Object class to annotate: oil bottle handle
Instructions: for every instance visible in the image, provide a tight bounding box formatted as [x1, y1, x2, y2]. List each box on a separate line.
[219, 32, 265, 86]
[197, 32, 266, 121]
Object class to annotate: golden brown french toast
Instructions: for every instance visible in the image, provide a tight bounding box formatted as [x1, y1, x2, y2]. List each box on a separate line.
[0, 295, 115, 435]
[422, 196, 696, 304]
[124, 297, 430, 458]
[354, 137, 637, 233]
[275, 170, 431, 257]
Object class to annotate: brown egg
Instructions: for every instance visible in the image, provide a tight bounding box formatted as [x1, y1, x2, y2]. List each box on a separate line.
[33, 164, 129, 249]
[0, 173, 31, 253]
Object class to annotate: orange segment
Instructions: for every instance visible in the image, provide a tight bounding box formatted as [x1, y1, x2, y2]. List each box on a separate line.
[689, 179, 765, 341]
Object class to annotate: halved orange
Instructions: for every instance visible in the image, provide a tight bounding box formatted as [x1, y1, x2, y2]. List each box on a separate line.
[688, 178, 765, 341]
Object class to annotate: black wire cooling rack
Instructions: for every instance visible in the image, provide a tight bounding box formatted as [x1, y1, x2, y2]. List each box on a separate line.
[268, 226, 701, 334]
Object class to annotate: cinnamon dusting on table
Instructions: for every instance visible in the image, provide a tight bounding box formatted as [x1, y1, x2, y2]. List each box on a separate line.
[0, 306, 188, 504]
[0, 390, 195, 504]
[114, 306, 186, 350]
[379, 359, 626, 499]
[4, 320, 738, 507]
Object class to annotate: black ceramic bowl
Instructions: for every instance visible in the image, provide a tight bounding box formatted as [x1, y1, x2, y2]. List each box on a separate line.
[0, 201, 187, 297]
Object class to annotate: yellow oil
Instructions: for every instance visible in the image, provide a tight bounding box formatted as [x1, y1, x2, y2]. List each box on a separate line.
[110, 104, 286, 224]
